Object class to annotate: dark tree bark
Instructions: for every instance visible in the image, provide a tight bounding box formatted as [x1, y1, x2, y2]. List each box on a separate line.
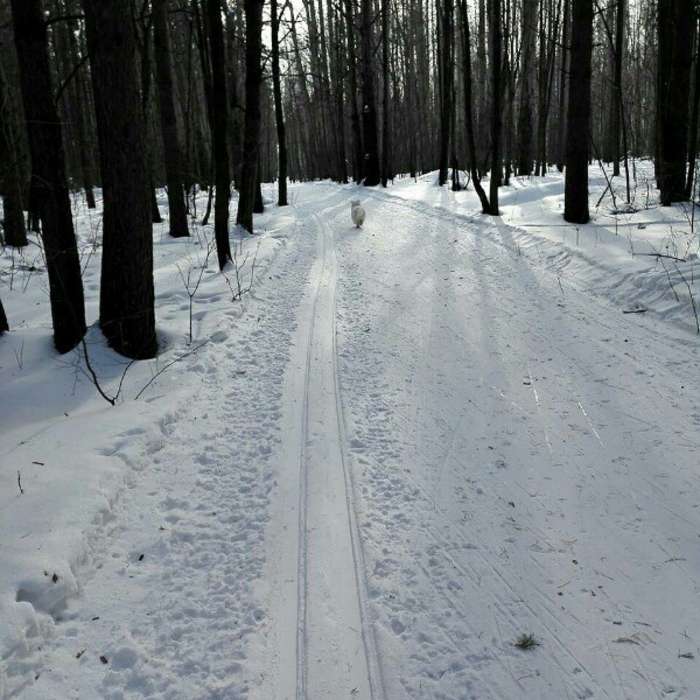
[0, 63, 27, 246]
[438, 0, 454, 186]
[657, 0, 693, 204]
[0, 295, 7, 333]
[136, 7, 164, 224]
[360, 0, 380, 185]
[11, 0, 86, 353]
[254, 176, 264, 213]
[381, 0, 391, 186]
[153, 0, 189, 237]
[344, 0, 363, 183]
[271, 0, 288, 205]
[517, 0, 537, 175]
[83, 0, 157, 359]
[611, 0, 624, 176]
[563, 0, 593, 223]
[556, 0, 569, 171]
[63, 14, 96, 209]
[206, 0, 233, 266]
[488, 0, 502, 214]
[458, 0, 492, 213]
[686, 16, 700, 198]
[236, 0, 264, 232]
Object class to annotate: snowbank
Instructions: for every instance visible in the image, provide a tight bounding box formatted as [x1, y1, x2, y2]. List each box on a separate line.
[374, 161, 700, 336]
[0, 187, 291, 692]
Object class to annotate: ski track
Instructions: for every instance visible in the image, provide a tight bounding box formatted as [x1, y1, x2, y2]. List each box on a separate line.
[6, 183, 700, 699]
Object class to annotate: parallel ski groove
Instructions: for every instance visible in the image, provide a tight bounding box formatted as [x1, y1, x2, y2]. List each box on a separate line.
[316, 212, 387, 700]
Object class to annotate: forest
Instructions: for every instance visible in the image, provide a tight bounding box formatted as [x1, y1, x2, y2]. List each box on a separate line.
[4, 1, 700, 697]
[0, 0, 696, 356]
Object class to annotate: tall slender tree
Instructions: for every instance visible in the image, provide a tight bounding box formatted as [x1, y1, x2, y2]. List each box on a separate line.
[360, 0, 380, 185]
[153, 0, 189, 237]
[83, 0, 157, 359]
[271, 0, 288, 205]
[656, 0, 693, 204]
[0, 295, 7, 333]
[564, 0, 593, 223]
[236, 0, 265, 232]
[206, 0, 233, 266]
[381, 0, 391, 186]
[488, 0, 502, 214]
[10, 0, 86, 353]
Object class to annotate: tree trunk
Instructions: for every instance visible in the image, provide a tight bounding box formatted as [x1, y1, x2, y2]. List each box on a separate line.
[64, 16, 96, 209]
[271, 0, 288, 205]
[458, 0, 492, 213]
[517, 0, 537, 175]
[360, 0, 381, 185]
[83, 0, 157, 359]
[563, 0, 593, 223]
[438, 0, 453, 185]
[556, 0, 568, 171]
[488, 0, 502, 214]
[254, 176, 264, 213]
[11, 0, 86, 353]
[381, 0, 391, 186]
[136, 9, 164, 224]
[0, 62, 28, 246]
[206, 0, 233, 266]
[153, 0, 189, 237]
[685, 16, 700, 199]
[236, 0, 264, 232]
[611, 0, 624, 176]
[0, 295, 8, 334]
[344, 0, 364, 183]
[657, 0, 693, 204]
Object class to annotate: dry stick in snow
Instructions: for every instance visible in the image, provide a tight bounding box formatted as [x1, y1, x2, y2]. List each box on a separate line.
[80, 337, 135, 406]
[134, 341, 209, 400]
[673, 261, 700, 334]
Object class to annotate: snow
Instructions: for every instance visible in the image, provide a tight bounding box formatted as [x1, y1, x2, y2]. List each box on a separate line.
[2, 168, 700, 699]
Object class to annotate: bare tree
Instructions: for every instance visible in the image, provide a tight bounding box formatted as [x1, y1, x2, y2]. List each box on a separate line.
[564, 0, 593, 223]
[236, 0, 265, 232]
[83, 0, 157, 358]
[153, 0, 189, 237]
[10, 0, 86, 353]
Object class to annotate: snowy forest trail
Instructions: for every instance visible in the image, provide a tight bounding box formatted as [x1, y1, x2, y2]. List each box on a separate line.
[5, 183, 700, 700]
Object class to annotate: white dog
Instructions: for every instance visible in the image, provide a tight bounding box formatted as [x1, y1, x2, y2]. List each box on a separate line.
[350, 199, 366, 229]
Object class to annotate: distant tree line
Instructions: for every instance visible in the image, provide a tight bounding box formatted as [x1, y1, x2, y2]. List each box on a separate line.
[0, 0, 697, 352]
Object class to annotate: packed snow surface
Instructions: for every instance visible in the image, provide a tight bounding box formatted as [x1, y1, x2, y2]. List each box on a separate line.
[2, 168, 700, 699]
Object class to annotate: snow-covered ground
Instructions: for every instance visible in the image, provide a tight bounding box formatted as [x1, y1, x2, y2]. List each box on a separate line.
[2, 167, 700, 699]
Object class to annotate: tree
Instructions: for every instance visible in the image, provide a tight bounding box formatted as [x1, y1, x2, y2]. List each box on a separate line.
[381, 0, 391, 186]
[656, 0, 693, 204]
[0, 55, 27, 247]
[438, 0, 454, 186]
[360, 0, 380, 185]
[488, 0, 502, 214]
[563, 0, 593, 223]
[11, 0, 86, 353]
[458, 0, 491, 213]
[517, 0, 537, 175]
[0, 295, 8, 334]
[271, 0, 288, 205]
[153, 0, 189, 237]
[83, 0, 157, 359]
[206, 0, 234, 267]
[236, 0, 265, 232]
